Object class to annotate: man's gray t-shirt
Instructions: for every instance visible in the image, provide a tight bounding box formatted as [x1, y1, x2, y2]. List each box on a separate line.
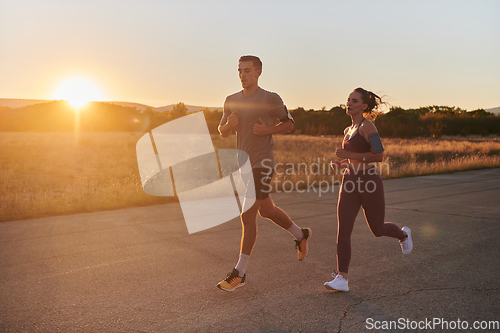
[220, 87, 294, 170]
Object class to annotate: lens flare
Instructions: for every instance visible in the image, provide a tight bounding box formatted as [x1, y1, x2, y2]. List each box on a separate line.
[54, 77, 103, 108]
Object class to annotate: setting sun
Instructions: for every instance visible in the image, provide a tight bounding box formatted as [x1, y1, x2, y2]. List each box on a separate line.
[54, 77, 104, 108]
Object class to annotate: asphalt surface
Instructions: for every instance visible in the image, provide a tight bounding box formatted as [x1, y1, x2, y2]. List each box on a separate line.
[1, 168, 499, 332]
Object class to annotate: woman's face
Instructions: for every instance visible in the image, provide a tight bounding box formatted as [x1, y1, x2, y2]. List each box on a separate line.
[346, 91, 368, 116]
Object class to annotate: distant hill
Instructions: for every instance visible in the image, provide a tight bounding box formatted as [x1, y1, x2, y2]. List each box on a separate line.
[108, 101, 222, 113]
[156, 104, 222, 113]
[104, 101, 155, 111]
[0, 100, 223, 132]
[0, 99, 53, 109]
[486, 107, 500, 115]
[1, 99, 499, 136]
[0, 98, 222, 113]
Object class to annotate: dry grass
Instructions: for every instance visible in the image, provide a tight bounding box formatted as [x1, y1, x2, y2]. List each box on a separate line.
[273, 135, 500, 178]
[1, 132, 499, 222]
[382, 136, 500, 178]
[0, 132, 171, 222]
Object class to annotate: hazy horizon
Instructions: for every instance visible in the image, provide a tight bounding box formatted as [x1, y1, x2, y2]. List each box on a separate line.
[1, 97, 500, 113]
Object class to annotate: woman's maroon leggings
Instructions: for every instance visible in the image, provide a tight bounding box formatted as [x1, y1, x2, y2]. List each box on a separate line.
[337, 168, 405, 273]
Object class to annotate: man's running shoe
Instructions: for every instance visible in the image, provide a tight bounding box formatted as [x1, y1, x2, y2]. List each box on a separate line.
[295, 228, 312, 261]
[400, 226, 413, 255]
[324, 272, 349, 292]
[217, 268, 246, 292]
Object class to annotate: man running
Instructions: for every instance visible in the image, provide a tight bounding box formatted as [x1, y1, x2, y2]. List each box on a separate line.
[217, 55, 312, 292]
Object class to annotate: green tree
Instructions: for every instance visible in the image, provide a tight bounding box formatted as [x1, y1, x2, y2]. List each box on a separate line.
[170, 102, 188, 119]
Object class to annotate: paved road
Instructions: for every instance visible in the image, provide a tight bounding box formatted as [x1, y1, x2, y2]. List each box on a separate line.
[1, 169, 499, 332]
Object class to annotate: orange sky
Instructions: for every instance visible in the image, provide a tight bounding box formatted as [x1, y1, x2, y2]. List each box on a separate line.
[1, 0, 499, 110]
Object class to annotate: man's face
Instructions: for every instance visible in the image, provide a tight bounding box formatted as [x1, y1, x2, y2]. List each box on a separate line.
[238, 61, 261, 89]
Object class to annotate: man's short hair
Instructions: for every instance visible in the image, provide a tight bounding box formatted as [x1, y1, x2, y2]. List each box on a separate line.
[239, 55, 262, 71]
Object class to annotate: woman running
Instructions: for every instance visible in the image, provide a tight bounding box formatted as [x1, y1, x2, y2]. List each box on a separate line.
[325, 87, 413, 292]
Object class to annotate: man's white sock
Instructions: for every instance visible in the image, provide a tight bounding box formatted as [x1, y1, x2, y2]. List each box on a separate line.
[235, 253, 250, 277]
[287, 223, 304, 241]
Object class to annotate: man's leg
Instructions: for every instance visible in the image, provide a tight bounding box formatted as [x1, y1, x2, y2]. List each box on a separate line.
[240, 198, 262, 256]
[258, 195, 293, 229]
[233, 198, 262, 277]
[217, 168, 311, 292]
[258, 195, 312, 260]
[217, 198, 261, 292]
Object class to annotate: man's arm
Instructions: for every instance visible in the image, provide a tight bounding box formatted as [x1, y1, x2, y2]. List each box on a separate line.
[219, 112, 239, 138]
[272, 119, 294, 134]
[218, 123, 232, 138]
[263, 93, 295, 135]
[253, 118, 294, 136]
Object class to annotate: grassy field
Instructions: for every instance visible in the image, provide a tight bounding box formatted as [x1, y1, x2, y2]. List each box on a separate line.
[1, 132, 500, 222]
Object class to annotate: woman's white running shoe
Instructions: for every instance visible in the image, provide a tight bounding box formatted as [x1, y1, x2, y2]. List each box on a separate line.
[400, 226, 413, 255]
[324, 272, 349, 292]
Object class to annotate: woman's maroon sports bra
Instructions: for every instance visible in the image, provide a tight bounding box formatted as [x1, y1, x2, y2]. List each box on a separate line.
[342, 118, 371, 153]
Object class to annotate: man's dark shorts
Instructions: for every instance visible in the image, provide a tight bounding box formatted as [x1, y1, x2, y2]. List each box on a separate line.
[251, 168, 274, 200]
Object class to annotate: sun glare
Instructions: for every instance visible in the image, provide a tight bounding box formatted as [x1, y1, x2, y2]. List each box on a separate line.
[54, 77, 103, 108]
